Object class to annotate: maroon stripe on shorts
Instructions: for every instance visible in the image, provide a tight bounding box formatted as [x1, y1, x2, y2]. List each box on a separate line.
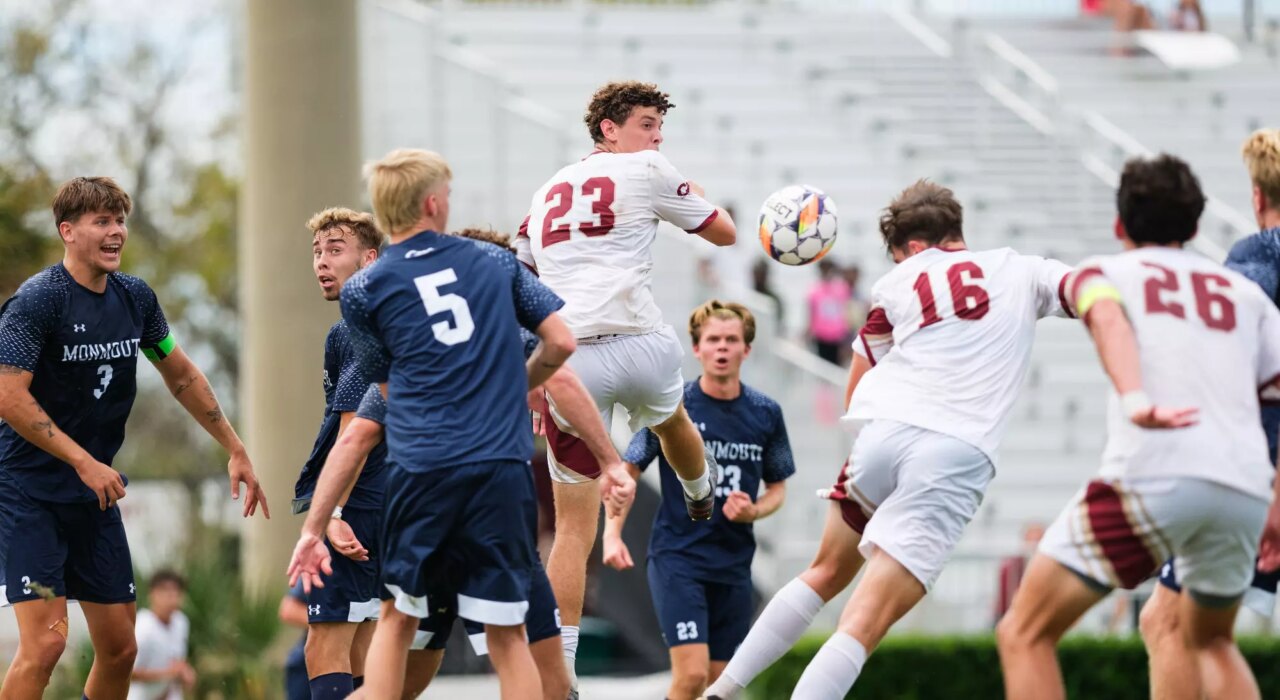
[544, 413, 602, 480]
[1084, 481, 1156, 589]
[825, 460, 871, 534]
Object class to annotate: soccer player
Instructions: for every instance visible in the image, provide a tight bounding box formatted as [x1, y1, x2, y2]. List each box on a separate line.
[603, 300, 795, 700]
[294, 207, 387, 699]
[288, 149, 574, 700]
[1137, 129, 1280, 698]
[519, 80, 737, 691]
[996, 154, 1280, 700]
[0, 176, 269, 700]
[703, 180, 1074, 699]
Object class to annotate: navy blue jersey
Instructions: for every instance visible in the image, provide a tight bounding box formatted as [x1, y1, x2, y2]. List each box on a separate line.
[294, 321, 387, 511]
[1227, 226, 1280, 462]
[625, 380, 795, 583]
[0, 264, 170, 503]
[355, 383, 386, 424]
[340, 231, 562, 472]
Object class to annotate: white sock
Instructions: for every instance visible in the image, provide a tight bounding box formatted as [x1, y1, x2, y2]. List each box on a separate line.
[706, 578, 825, 698]
[790, 632, 868, 700]
[678, 469, 711, 500]
[561, 625, 580, 687]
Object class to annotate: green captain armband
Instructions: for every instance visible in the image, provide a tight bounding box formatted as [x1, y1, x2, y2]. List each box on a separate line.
[142, 333, 177, 362]
[1076, 281, 1122, 318]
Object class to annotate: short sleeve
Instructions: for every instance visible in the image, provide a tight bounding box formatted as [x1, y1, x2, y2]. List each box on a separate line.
[339, 268, 392, 384]
[331, 325, 369, 413]
[623, 428, 662, 470]
[515, 216, 538, 273]
[0, 280, 61, 372]
[853, 306, 894, 366]
[1226, 233, 1280, 303]
[115, 273, 174, 359]
[1027, 255, 1075, 319]
[355, 383, 387, 425]
[1064, 257, 1122, 323]
[510, 258, 565, 332]
[762, 406, 796, 483]
[519, 328, 540, 360]
[648, 152, 718, 233]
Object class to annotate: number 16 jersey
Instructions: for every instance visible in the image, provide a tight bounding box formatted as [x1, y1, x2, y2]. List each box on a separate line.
[519, 150, 719, 338]
[849, 247, 1072, 466]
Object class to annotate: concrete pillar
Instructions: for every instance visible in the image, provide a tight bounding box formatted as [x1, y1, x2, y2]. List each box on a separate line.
[240, 0, 361, 594]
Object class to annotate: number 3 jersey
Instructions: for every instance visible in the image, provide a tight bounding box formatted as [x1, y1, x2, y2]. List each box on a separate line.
[849, 247, 1072, 465]
[0, 264, 171, 503]
[1068, 247, 1280, 501]
[518, 150, 719, 338]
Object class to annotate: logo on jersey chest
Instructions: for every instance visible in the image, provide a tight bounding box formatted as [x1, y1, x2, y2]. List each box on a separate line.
[705, 439, 763, 463]
[74, 324, 86, 333]
[61, 338, 141, 362]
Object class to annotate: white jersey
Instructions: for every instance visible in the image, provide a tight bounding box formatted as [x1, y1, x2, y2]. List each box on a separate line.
[129, 608, 189, 700]
[1070, 247, 1280, 501]
[518, 150, 718, 337]
[849, 247, 1072, 464]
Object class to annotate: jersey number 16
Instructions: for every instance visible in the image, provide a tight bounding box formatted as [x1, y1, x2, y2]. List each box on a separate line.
[914, 262, 990, 328]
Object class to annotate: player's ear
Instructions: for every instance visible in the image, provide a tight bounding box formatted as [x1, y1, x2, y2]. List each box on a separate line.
[600, 118, 617, 143]
[1255, 185, 1267, 217]
[1113, 217, 1127, 241]
[57, 220, 74, 244]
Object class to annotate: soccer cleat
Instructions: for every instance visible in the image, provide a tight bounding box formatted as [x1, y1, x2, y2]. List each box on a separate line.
[684, 449, 722, 521]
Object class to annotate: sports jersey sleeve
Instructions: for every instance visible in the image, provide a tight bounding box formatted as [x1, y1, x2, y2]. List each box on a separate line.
[339, 268, 392, 384]
[623, 428, 662, 471]
[519, 328, 540, 360]
[510, 257, 565, 332]
[331, 325, 368, 413]
[515, 216, 538, 273]
[762, 404, 797, 483]
[0, 278, 62, 372]
[1064, 257, 1121, 323]
[852, 305, 894, 366]
[648, 152, 718, 234]
[1028, 255, 1075, 319]
[116, 274, 175, 360]
[1226, 233, 1280, 303]
[355, 383, 387, 425]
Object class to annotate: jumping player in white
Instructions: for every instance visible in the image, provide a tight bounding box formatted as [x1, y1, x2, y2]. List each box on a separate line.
[518, 80, 737, 692]
[703, 180, 1074, 699]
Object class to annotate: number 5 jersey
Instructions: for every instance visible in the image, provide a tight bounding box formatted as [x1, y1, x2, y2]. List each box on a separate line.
[849, 247, 1073, 467]
[0, 263, 171, 503]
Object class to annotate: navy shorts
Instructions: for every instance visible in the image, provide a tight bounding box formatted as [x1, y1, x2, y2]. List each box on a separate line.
[0, 473, 135, 606]
[381, 461, 538, 626]
[647, 555, 753, 660]
[1158, 556, 1278, 616]
[413, 559, 561, 653]
[307, 506, 382, 623]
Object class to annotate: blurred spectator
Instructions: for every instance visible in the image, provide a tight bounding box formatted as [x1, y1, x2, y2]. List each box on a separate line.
[842, 264, 869, 364]
[751, 258, 784, 333]
[278, 582, 311, 700]
[807, 259, 851, 365]
[994, 523, 1045, 625]
[130, 570, 196, 700]
[1169, 0, 1207, 31]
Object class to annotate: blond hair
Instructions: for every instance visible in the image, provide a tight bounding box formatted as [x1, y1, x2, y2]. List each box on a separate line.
[307, 207, 385, 251]
[364, 149, 452, 237]
[452, 227, 515, 253]
[688, 300, 756, 346]
[1243, 129, 1280, 208]
[53, 176, 132, 226]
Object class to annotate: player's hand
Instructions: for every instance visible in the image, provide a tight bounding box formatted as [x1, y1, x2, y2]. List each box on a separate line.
[287, 532, 333, 595]
[602, 534, 634, 571]
[687, 180, 707, 198]
[1258, 505, 1280, 573]
[528, 389, 548, 437]
[599, 462, 636, 518]
[74, 457, 126, 511]
[1129, 405, 1199, 430]
[723, 491, 758, 523]
[327, 517, 369, 561]
[228, 449, 270, 519]
[178, 661, 197, 689]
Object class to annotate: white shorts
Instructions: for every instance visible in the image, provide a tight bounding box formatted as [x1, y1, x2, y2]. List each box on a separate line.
[835, 420, 994, 590]
[1039, 477, 1268, 597]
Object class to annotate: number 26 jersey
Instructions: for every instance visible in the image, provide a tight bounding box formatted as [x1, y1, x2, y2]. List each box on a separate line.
[849, 247, 1072, 466]
[519, 150, 719, 338]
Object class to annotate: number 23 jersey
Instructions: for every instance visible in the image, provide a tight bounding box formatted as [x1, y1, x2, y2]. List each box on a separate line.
[519, 150, 719, 338]
[1070, 247, 1280, 501]
[849, 247, 1072, 466]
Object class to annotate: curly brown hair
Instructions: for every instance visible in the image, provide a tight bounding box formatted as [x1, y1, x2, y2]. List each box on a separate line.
[878, 180, 964, 251]
[451, 227, 516, 253]
[307, 207, 385, 251]
[688, 299, 756, 346]
[584, 81, 674, 144]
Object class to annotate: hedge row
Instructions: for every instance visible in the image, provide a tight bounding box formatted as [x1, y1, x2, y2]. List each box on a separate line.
[750, 634, 1280, 699]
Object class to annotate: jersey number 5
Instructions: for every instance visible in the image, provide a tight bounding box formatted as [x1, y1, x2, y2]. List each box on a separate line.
[542, 177, 616, 246]
[414, 269, 475, 345]
[914, 261, 990, 328]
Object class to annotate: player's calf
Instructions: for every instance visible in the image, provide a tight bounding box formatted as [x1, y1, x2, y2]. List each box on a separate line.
[486, 623, 542, 700]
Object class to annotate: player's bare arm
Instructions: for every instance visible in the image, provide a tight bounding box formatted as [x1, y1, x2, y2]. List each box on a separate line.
[152, 345, 270, 517]
[543, 365, 636, 516]
[724, 481, 786, 524]
[527, 312, 576, 389]
[844, 354, 872, 411]
[687, 183, 736, 247]
[0, 363, 124, 510]
[322, 410, 374, 560]
[602, 462, 645, 571]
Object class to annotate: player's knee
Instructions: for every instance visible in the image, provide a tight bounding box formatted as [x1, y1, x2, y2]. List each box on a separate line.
[1139, 596, 1178, 647]
[995, 612, 1036, 653]
[20, 627, 69, 679]
[671, 665, 709, 696]
[802, 562, 850, 602]
[96, 633, 138, 671]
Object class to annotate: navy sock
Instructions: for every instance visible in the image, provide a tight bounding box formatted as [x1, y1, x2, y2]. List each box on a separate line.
[309, 672, 354, 699]
[353, 676, 364, 689]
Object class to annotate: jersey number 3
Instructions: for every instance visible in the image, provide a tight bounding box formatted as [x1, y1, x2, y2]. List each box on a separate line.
[914, 262, 990, 328]
[542, 177, 616, 246]
[414, 269, 475, 345]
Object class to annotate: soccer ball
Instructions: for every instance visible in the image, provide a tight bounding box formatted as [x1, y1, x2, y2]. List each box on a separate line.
[758, 185, 838, 266]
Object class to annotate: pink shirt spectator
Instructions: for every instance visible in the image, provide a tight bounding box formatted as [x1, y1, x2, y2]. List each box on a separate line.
[808, 278, 851, 343]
